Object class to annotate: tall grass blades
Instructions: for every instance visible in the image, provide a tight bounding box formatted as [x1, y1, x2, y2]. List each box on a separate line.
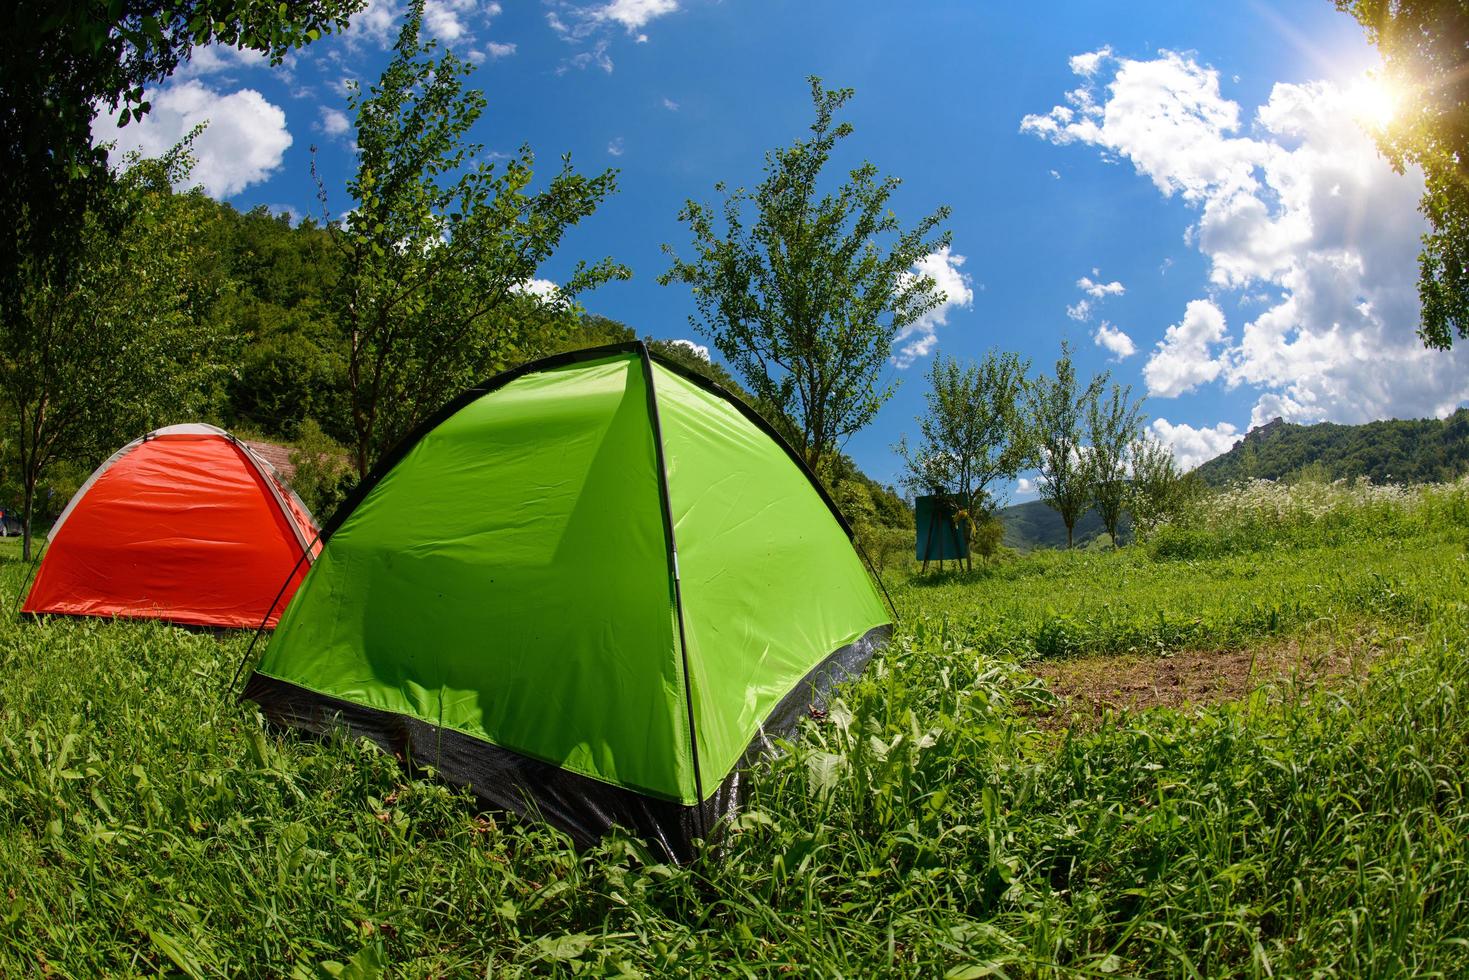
[0, 478, 1465, 974]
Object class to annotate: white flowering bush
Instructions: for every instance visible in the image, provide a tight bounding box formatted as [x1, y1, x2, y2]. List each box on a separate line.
[1149, 476, 1469, 559]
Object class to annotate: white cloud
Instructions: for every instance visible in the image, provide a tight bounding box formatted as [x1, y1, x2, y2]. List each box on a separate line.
[1143, 299, 1228, 398]
[1078, 275, 1125, 298]
[94, 80, 291, 198]
[175, 45, 267, 79]
[670, 338, 709, 360]
[424, 0, 474, 41]
[1016, 476, 1037, 496]
[1093, 321, 1137, 360]
[1066, 271, 1124, 322]
[419, 0, 510, 53]
[662, 97, 679, 111]
[318, 107, 350, 137]
[1022, 49, 1262, 207]
[1069, 46, 1111, 77]
[607, 136, 625, 156]
[513, 278, 560, 299]
[346, 0, 401, 48]
[595, 0, 678, 31]
[1026, 50, 1469, 425]
[549, 0, 681, 72]
[1149, 418, 1240, 471]
[564, 40, 614, 73]
[893, 247, 975, 367]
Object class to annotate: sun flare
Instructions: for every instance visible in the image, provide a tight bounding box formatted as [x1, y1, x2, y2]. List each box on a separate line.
[1347, 73, 1402, 131]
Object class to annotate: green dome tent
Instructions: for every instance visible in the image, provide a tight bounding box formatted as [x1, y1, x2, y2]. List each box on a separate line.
[245, 342, 891, 860]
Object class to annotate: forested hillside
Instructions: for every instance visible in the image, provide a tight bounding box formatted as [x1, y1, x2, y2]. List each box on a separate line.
[997, 499, 1114, 551]
[3, 199, 911, 533]
[1194, 411, 1469, 486]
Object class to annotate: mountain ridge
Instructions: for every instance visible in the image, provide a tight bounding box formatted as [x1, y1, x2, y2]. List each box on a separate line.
[1193, 410, 1469, 487]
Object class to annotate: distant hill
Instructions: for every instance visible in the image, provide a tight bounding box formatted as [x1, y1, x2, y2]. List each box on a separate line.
[1193, 410, 1469, 487]
[997, 499, 1118, 552]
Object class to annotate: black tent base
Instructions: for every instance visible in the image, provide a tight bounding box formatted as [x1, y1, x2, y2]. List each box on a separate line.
[244, 623, 891, 863]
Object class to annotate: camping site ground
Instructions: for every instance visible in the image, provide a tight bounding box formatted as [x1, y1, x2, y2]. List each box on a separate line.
[0, 477, 1467, 976]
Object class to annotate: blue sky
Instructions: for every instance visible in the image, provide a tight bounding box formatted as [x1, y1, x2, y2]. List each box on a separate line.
[97, 0, 1468, 495]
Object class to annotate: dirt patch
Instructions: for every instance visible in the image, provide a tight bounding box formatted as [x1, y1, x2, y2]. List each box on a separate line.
[1027, 627, 1397, 729]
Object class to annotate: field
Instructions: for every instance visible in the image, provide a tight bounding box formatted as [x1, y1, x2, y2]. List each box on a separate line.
[1, 482, 1468, 976]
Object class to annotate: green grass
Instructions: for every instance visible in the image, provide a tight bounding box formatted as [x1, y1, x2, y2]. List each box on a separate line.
[893, 535, 1457, 660]
[1, 496, 1467, 975]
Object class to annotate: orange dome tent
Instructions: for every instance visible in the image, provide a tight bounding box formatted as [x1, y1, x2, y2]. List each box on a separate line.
[23, 424, 320, 628]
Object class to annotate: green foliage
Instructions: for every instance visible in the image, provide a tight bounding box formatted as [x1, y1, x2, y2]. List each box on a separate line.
[0, 0, 358, 413]
[969, 513, 1006, 560]
[1194, 409, 1469, 486]
[896, 349, 1032, 520]
[1025, 341, 1104, 548]
[1127, 434, 1197, 541]
[826, 453, 910, 530]
[287, 419, 352, 519]
[327, 2, 626, 476]
[834, 474, 879, 528]
[853, 521, 910, 578]
[1, 142, 231, 556]
[537, 312, 646, 361]
[1337, 0, 1469, 348]
[1085, 381, 1144, 545]
[3, 483, 1469, 974]
[199, 204, 347, 440]
[661, 76, 951, 472]
[839, 473, 911, 579]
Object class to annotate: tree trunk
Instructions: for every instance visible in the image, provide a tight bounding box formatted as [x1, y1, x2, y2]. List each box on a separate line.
[1065, 521, 1074, 549]
[21, 472, 36, 562]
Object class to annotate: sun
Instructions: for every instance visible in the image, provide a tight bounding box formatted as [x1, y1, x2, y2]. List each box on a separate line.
[1347, 73, 1402, 131]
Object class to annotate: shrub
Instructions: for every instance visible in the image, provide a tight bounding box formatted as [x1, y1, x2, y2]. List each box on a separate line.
[288, 419, 354, 519]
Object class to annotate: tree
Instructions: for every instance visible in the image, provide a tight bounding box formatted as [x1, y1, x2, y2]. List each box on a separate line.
[0, 0, 359, 390]
[1026, 342, 1103, 549]
[203, 202, 348, 440]
[660, 76, 951, 476]
[324, 2, 627, 477]
[1086, 381, 1145, 545]
[2, 144, 230, 558]
[1336, 1, 1469, 349]
[1127, 436, 1198, 539]
[896, 350, 1032, 561]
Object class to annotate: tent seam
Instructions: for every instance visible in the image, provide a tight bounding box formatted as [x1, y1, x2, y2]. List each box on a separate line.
[637, 342, 708, 830]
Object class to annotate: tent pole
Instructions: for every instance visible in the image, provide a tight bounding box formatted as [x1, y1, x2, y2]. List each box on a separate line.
[850, 534, 898, 622]
[223, 528, 322, 700]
